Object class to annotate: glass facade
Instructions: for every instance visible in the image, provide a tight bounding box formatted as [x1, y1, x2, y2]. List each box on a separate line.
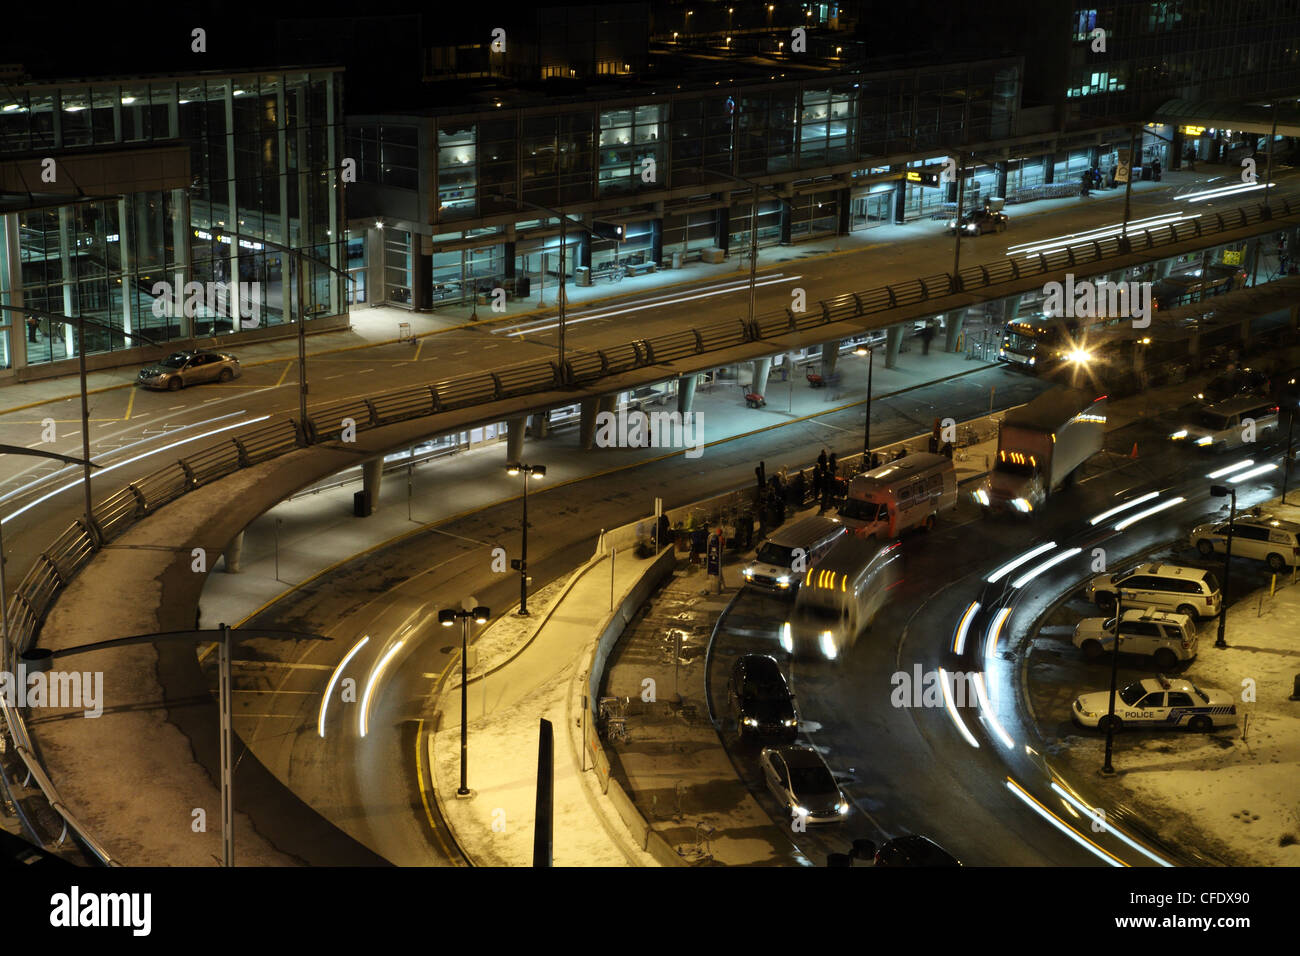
[366, 60, 1023, 227]
[0, 70, 346, 371]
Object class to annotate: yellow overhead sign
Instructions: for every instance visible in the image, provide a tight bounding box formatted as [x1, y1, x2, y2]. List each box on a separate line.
[1180, 125, 1206, 136]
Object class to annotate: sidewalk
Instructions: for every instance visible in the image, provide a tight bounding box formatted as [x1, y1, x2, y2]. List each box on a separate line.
[598, 559, 810, 866]
[0, 169, 1206, 414]
[428, 549, 660, 866]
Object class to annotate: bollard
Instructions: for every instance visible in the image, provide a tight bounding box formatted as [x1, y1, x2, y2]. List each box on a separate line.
[1290, 674, 1300, 701]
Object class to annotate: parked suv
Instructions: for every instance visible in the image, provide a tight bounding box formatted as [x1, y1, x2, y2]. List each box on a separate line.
[1084, 563, 1222, 619]
[726, 654, 798, 741]
[1073, 608, 1198, 669]
[1191, 513, 1300, 571]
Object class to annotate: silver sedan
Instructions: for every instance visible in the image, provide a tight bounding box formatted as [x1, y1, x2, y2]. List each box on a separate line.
[137, 350, 241, 391]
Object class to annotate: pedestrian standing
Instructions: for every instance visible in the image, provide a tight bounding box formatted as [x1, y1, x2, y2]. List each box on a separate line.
[817, 448, 828, 472]
[26, 315, 39, 343]
[755, 460, 766, 493]
[920, 324, 936, 355]
[828, 451, 837, 476]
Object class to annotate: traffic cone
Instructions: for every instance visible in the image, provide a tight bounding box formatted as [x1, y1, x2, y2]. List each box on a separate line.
[1130, 442, 1139, 459]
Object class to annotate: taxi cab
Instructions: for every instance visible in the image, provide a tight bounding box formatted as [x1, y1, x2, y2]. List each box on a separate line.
[1072, 675, 1236, 733]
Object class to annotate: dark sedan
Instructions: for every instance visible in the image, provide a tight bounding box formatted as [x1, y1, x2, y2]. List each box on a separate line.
[874, 834, 962, 866]
[726, 653, 798, 741]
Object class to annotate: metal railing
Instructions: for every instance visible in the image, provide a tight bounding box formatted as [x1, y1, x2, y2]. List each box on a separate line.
[2, 192, 1295, 864]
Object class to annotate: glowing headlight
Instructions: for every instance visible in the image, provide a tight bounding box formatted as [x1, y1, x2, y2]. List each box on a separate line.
[783, 718, 797, 727]
[780, 622, 793, 653]
[1066, 349, 1091, 364]
[794, 806, 809, 817]
[947, 219, 957, 229]
[819, 631, 837, 660]
[742, 568, 754, 579]
[743, 717, 758, 727]
[1195, 436, 1214, 446]
[1029, 356, 1036, 365]
[974, 487, 990, 506]
[776, 575, 790, 585]
[837, 801, 849, 815]
[1011, 498, 1033, 513]
[1169, 430, 1188, 440]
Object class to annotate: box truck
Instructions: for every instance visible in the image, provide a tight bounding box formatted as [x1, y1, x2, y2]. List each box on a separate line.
[976, 388, 1107, 513]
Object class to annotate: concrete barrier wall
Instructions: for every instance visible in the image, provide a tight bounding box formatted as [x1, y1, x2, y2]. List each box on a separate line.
[577, 544, 687, 866]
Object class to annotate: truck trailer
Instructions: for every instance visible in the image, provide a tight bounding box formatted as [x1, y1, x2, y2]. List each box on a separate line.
[976, 388, 1107, 513]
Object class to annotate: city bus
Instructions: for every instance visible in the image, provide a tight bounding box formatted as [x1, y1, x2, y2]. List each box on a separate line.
[1152, 264, 1245, 311]
[998, 311, 1126, 372]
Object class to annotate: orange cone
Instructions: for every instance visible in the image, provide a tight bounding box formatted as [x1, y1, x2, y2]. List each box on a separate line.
[1130, 442, 1139, 459]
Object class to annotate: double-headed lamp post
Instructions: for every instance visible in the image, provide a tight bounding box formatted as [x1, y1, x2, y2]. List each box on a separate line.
[1209, 484, 1236, 649]
[507, 463, 547, 615]
[854, 343, 875, 463]
[439, 605, 490, 798]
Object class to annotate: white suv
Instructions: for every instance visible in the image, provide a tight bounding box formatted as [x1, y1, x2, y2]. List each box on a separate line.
[1072, 608, 1197, 669]
[1191, 514, 1300, 572]
[1084, 563, 1222, 619]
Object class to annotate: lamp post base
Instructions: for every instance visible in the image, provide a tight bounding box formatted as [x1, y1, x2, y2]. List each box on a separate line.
[455, 788, 475, 799]
[517, 609, 530, 617]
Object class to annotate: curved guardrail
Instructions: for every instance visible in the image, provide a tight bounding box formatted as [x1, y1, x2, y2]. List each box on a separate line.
[2, 192, 1294, 865]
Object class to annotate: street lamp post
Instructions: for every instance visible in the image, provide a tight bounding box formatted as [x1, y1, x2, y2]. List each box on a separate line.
[439, 605, 491, 797]
[493, 194, 582, 382]
[854, 343, 874, 462]
[0, 303, 163, 549]
[34, 623, 326, 865]
[1210, 484, 1236, 648]
[209, 229, 354, 437]
[951, 154, 966, 289]
[507, 463, 547, 615]
[1102, 590, 1123, 774]
[1283, 410, 1295, 505]
[1120, 126, 1138, 253]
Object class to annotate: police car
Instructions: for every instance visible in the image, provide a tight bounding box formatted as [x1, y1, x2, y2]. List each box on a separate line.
[1072, 675, 1237, 733]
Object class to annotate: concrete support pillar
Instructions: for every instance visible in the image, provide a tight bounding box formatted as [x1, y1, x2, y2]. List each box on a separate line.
[1240, 318, 1253, 352]
[893, 179, 906, 225]
[715, 207, 730, 254]
[1042, 153, 1055, 185]
[503, 241, 516, 280]
[531, 411, 550, 439]
[779, 202, 792, 244]
[752, 357, 773, 397]
[677, 373, 698, 415]
[411, 246, 431, 311]
[650, 219, 663, 266]
[837, 188, 851, 236]
[1171, 127, 1184, 171]
[580, 395, 616, 450]
[362, 457, 383, 512]
[506, 416, 526, 462]
[821, 342, 839, 377]
[223, 531, 245, 573]
[1154, 258, 1173, 280]
[577, 231, 591, 269]
[1244, 239, 1260, 285]
[884, 324, 904, 369]
[1002, 294, 1023, 323]
[944, 309, 965, 352]
[995, 161, 1008, 198]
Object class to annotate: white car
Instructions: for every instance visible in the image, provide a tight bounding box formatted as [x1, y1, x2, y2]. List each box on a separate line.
[1083, 562, 1221, 619]
[1072, 609, 1197, 669]
[1191, 514, 1300, 572]
[758, 745, 850, 824]
[1072, 676, 1237, 732]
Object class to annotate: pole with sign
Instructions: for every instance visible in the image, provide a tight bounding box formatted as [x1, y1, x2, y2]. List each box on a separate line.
[708, 529, 724, 593]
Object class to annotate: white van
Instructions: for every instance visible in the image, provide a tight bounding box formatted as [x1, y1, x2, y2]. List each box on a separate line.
[835, 453, 957, 540]
[1191, 513, 1300, 571]
[780, 537, 903, 660]
[1170, 395, 1280, 452]
[742, 515, 846, 596]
